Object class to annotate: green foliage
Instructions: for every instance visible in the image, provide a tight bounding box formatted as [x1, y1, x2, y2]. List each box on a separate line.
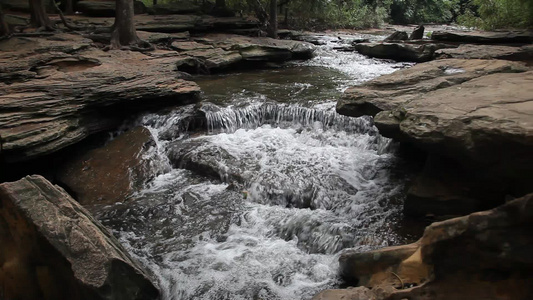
[389, 0, 455, 24]
[457, 0, 533, 29]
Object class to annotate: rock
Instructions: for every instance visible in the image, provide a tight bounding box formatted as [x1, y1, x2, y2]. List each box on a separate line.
[338, 59, 532, 215]
[55, 127, 158, 207]
[336, 194, 533, 300]
[312, 286, 392, 300]
[373, 70, 533, 194]
[339, 241, 426, 288]
[0, 33, 201, 163]
[435, 44, 533, 63]
[431, 30, 533, 44]
[338, 59, 527, 118]
[384, 31, 408, 42]
[0, 175, 160, 300]
[409, 25, 424, 40]
[353, 42, 449, 62]
[134, 14, 259, 34]
[76, 0, 147, 17]
[174, 34, 315, 73]
[147, 2, 201, 15]
[404, 154, 505, 218]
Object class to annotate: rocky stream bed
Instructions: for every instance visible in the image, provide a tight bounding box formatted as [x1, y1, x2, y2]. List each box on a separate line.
[1, 17, 532, 300]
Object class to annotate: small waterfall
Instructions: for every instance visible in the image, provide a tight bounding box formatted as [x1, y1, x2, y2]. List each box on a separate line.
[93, 33, 415, 300]
[204, 101, 378, 135]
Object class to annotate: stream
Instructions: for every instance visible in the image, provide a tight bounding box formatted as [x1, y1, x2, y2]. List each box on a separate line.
[93, 33, 415, 300]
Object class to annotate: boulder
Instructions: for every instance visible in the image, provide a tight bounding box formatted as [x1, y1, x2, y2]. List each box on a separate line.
[337, 193, 533, 300]
[173, 34, 315, 73]
[409, 25, 424, 40]
[76, 1, 147, 17]
[338, 59, 527, 118]
[373, 70, 533, 194]
[431, 30, 533, 44]
[435, 44, 533, 63]
[0, 175, 160, 300]
[383, 31, 408, 42]
[55, 127, 158, 207]
[0, 33, 201, 163]
[353, 42, 449, 62]
[338, 59, 532, 215]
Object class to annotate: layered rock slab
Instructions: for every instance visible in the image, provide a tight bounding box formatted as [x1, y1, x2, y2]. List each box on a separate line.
[0, 34, 201, 163]
[334, 193, 533, 300]
[338, 59, 532, 215]
[0, 175, 159, 300]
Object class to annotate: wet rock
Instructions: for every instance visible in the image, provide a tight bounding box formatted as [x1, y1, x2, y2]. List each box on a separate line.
[409, 25, 424, 40]
[76, 0, 147, 17]
[384, 31, 408, 42]
[435, 44, 533, 63]
[431, 30, 533, 44]
[55, 127, 157, 207]
[353, 42, 448, 62]
[337, 193, 533, 300]
[0, 33, 201, 163]
[340, 241, 425, 288]
[0, 175, 160, 300]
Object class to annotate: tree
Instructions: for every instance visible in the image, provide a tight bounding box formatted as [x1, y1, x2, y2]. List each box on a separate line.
[0, 4, 9, 36]
[110, 0, 144, 49]
[29, 0, 53, 29]
[216, 0, 226, 8]
[267, 0, 277, 38]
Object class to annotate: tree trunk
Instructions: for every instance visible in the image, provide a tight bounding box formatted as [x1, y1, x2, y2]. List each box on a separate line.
[267, 0, 277, 38]
[65, 0, 74, 14]
[0, 4, 9, 36]
[29, 0, 52, 29]
[110, 0, 141, 49]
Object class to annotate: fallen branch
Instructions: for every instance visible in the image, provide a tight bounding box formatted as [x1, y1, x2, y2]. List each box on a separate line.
[391, 271, 404, 289]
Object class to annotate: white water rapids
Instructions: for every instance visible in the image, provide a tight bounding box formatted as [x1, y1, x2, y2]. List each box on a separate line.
[94, 34, 414, 300]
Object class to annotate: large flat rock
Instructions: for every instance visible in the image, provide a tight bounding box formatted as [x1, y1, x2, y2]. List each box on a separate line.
[435, 44, 533, 62]
[0, 175, 159, 300]
[338, 59, 528, 118]
[0, 34, 201, 162]
[338, 59, 532, 210]
[431, 30, 533, 44]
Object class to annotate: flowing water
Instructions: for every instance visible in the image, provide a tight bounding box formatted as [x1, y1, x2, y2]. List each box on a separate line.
[93, 34, 415, 300]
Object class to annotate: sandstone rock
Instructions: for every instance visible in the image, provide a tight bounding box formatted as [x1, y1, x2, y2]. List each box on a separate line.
[0, 34, 201, 163]
[338, 59, 527, 118]
[76, 0, 147, 17]
[55, 127, 158, 207]
[174, 34, 315, 73]
[409, 25, 424, 40]
[431, 30, 533, 44]
[0, 175, 159, 300]
[338, 59, 531, 215]
[337, 193, 533, 300]
[435, 44, 533, 63]
[353, 42, 448, 62]
[339, 241, 426, 288]
[384, 31, 408, 42]
[373, 70, 533, 194]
